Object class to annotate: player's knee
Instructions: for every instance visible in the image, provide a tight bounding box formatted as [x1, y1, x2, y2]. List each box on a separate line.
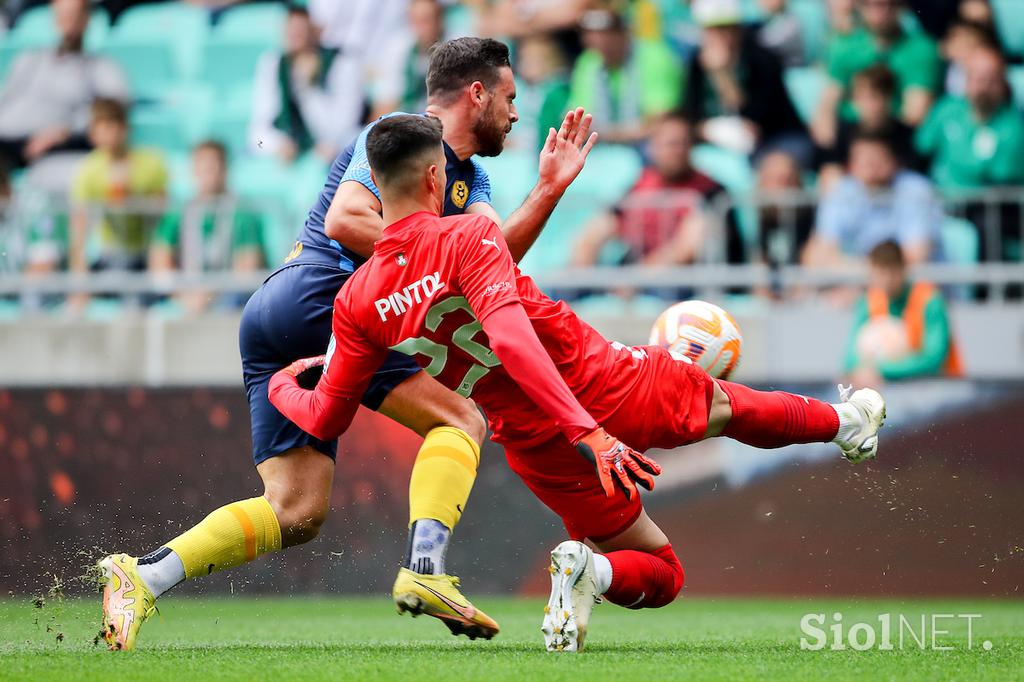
[447, 398, 486, 446]
[265, 492, 329, 546]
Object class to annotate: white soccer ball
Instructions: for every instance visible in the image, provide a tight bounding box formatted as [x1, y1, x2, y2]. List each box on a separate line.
[649, 300, 743, 379]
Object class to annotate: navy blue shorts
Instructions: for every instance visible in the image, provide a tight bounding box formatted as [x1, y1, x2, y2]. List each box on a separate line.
[239, 264, 421, 465]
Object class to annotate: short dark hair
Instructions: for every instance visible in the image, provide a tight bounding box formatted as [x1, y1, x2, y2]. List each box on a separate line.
[869, 240, 905, 269]
[853, 64, 897, 99]
[286, 5, 309, 18]
[426, 37, 511, 102]
[850, 129, 896, 155]
[91, 98, 128, 125]
[193, 139, 227, 163]
[365, 115, 444, 190]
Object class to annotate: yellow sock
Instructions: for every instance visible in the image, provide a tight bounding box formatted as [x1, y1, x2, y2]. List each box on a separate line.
[408, 427, 480, 530]
[164, 496, 282, 579]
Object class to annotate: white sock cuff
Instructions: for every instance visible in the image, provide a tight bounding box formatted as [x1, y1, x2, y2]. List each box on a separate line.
[593, 552, 613, 595]
[831, 403, 860, 443]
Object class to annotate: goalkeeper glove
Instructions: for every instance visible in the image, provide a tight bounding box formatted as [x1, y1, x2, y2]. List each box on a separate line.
[574, 427, 661, 501]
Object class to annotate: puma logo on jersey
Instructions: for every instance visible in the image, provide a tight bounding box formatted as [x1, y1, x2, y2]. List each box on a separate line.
[481, 237, 500, 252]
[375, 272, 446, 322]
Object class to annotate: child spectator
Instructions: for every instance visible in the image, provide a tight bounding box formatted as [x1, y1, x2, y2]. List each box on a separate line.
[568, 9, 683, 145]
[813, 0, 941, 148]
[149, 140, 265, 313]
[804, 132, 943, 267]
[68, 98, 167, 277]
[843, 240, 961, 387]
[818, 65, 924, 189]
[250, 6, 364, 163]
[685, 0, 812, 166]
[941, 20, 1000, 98]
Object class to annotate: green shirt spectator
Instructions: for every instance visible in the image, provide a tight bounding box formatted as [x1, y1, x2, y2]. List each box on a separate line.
[914, 47, 1024, 190]
[827, 25, 941, 121]
[569, 9, 683, 145]
[153, 204, 265, 272]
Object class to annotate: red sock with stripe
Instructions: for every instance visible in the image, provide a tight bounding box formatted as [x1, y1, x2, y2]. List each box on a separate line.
[717, 380, 839, 448]
[603, 544, 684, 609]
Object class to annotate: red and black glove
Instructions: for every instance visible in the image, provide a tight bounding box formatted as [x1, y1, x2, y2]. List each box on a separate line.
[574, 427, 662, 500]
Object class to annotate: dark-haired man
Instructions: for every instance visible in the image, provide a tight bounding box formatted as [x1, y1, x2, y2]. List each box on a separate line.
[98, 37, 598, 650]
[268, 114, 886, 653]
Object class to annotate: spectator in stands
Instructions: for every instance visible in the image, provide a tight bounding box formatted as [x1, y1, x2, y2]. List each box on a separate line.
[372, 0, 445, 118]
[843, 240, 961, 387]
[0, 0, 128, 170]
[827, 0, 857, 37]
[941, 19, 1000, 98]
[812, 0, 941, 149]
[474, 0, 589, 60]
[567, 8, 683, 146]
[804, 132, 943, 267]
[685, 0, 812, 166]
[149, 140, 265, 313]
[572, 112, 732, 269]
[959, 0, 997, 30]
[249, 6, 364, 163]
[508, 34, 571, 153]
[755, 0, 805, 67]
[756, 150, 815, 269]
[67, 98, 167, 280]
[818, 65, 924, 189]
[916, 46, 1024, 265]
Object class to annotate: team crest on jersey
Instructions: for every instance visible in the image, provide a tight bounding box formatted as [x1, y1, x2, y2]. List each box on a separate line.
[396, 253, 408, 266]
[451, 180, 469, 208]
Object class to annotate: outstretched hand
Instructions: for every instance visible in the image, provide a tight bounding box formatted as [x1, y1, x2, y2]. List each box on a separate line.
[537, 107, 599, 195]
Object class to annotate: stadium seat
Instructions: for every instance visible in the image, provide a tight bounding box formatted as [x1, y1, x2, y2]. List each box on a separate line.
[691, 144, 754, 195]
[784, 66, 826, 124]
[1008, 65, 1024, 111]
[992, 0, 1024, 56]
[131, 105, 188, 152]
[6, 6, 109, 49]
[109, 3, 208, 82]
[199, 39, 271, 91]
[214, 3, 286, 43]
[941, 216, 980, 265]
[0, 44, 20, 82]
[789, 0, 828, 62]
[102, 41, 179, 101]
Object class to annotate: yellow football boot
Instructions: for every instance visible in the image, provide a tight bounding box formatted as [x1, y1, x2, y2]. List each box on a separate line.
[392, 567, 499, 640]
[98, 554, 157, 651]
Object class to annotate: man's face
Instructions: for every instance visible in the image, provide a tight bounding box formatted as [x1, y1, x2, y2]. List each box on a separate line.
[869, 262, 905, 299]
[757, 152, 801, 191]
[409, 0, 443, 49]
[648, 119, 693, 181]
[702, 24, 743, 60]
[472, 66, 518, 157]
[193, 148, 227, 197]
[53, 0, 89, 42]
[583, 27, 629, 68]
[849, 140, 897, 189]
[859, 0, 902, 36]
[965, 51, 1006, 113]
[851, 81, 890, 127]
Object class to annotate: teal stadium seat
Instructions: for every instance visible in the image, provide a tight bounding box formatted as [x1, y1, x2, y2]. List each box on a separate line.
[130, 105, 188, 152]
[789, 0, 828, 62]
[784, 66, 826, 124]
[941, 216, 980, 265]
[691, 144, 754, 195]
[103, 3, 207, 99]
[200, 39, 272, 91]
[7, 5, 108, 49]
[992, 0, 1024, 56]
[214, 3, 286, 41]
[1008, 65, 1024, 110]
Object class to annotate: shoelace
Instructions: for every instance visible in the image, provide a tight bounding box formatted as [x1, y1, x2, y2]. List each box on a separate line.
[837, 383, 853, 402]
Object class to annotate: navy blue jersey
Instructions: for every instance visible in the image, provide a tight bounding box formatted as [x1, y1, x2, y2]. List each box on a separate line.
[280, 112, 492, 273]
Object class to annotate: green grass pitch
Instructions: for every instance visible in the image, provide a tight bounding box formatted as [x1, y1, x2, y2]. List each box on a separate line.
[1, 596, 1021, 680]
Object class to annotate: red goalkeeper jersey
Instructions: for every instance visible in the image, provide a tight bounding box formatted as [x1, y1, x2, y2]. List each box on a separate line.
[270, 211, 654, 448]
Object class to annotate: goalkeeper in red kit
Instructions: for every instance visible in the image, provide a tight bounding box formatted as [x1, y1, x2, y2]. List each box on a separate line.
[269, 115, 887, 652]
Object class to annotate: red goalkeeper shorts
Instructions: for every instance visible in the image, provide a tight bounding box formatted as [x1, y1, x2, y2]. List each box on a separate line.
[503, 347, 714, 542]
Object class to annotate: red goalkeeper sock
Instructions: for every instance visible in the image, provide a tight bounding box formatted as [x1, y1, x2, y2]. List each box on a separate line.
[603, 544, 684, 609]
[717, 380, 839, 448]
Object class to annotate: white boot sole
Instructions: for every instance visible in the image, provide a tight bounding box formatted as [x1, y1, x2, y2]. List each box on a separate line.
[541, 541, 595, 652]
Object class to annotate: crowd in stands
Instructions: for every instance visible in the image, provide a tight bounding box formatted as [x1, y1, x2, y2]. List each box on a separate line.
[1, 0, 1022, 341]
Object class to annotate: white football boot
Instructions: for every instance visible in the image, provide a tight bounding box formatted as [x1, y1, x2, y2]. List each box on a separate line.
[834, 384, 887, 463]
[541, 540, 601, 652]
